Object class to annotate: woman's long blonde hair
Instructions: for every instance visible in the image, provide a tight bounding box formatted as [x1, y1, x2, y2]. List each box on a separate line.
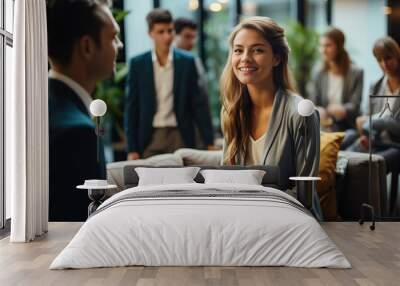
[220, 16, 295, 165]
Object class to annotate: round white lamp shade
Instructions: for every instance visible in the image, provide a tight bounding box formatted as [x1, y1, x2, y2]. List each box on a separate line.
[90, 99, 107, 117]
[297, 99, 315, 117]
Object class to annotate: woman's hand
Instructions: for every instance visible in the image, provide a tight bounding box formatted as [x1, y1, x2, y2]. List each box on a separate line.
[359, 135, 369, 150]
[316, 106, 329, 121]
[127, 152, 140, 160]
[327, 104, 347, 120]
[356, 115, 369, 135]
[207, 145, 219, 151]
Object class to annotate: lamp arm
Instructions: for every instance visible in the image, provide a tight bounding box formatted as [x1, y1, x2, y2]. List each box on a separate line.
[297, 116, 308, 176]
[304, 116, 307, 176]
[96, 116, 100, 163]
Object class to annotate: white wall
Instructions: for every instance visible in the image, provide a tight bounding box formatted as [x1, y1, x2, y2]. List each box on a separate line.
[333, 0, 387, 113]
[124, 0, 153, 60]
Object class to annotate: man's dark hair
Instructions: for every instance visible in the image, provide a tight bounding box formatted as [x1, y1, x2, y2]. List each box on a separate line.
[174, 17, 197, 34]
[146, 8, 173, 31]
[47, 0, 111, 67]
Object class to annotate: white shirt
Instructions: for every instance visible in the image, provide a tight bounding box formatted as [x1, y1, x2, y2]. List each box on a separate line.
[327, 72, 344, 105]
[49, 69, 92, 115]
[245, 132, 267, 165]
[151, 49, 177, 127]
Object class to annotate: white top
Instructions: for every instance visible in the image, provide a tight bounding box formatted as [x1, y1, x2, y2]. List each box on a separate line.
[245, 132, 267, 165]
[327, 72, 344, 105]
[49, 69, 92, 115]
[151, 48, 177, 127]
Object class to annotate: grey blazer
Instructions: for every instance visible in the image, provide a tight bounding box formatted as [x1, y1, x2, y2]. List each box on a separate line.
[222, 88, 320, 191]
[365, 76, 400, 143]
[310, 63, 363, 129]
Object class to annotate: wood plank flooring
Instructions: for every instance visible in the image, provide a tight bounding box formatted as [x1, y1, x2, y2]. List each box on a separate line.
[0, 222, 399, 286]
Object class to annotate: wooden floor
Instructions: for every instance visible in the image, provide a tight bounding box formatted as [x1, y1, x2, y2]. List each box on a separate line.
[0, 222, 399, 286]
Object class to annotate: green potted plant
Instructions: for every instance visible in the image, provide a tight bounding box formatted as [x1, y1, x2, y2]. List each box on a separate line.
[285, 21, 319, 98]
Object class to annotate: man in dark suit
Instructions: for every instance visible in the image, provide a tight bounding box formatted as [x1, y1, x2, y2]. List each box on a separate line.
[47, 0, 123, 221]
[124, 9, 215, 160]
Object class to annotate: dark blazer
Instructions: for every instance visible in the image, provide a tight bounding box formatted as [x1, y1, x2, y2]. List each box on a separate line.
[49, 79, 105, 222]
[310, 63, 363, 130]
[124, 48, 214, 154]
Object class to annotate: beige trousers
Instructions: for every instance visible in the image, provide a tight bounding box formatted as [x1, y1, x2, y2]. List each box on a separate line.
[142, 127, 185, 158]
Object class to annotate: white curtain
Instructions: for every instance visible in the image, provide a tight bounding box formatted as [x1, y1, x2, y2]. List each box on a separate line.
[6, 0, 48, 242]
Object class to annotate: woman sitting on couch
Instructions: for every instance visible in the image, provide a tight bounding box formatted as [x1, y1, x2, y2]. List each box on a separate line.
[219, 17, 322, 220]
[347, 36, 400, 173]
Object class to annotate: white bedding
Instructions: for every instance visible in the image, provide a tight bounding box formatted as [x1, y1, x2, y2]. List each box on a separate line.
[50, 183, 351, 269]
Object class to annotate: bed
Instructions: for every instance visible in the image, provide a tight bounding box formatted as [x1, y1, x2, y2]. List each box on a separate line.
[50, 166, 350, 269]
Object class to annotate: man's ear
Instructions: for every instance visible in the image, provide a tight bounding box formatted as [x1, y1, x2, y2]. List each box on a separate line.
[78, 35, 96, 60]
[148, 30, 154, 40]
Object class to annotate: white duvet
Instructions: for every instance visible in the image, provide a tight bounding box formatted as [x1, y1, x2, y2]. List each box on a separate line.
[50, 183, 351, 269]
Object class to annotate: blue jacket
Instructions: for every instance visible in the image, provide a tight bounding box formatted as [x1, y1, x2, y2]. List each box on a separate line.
[124, 48, 214, 154]
[49, 78, 105, 221]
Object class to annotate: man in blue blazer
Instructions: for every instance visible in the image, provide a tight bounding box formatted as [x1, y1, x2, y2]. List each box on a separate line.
[125, 9, 215, 160]
[47, 0, 122, 221]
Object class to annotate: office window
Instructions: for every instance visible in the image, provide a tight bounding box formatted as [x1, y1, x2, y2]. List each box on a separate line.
[161, 0, 198, 19]
[241, 0, 296, 25]
[306, 0, 329, 32]
[203, 0, 235, 122]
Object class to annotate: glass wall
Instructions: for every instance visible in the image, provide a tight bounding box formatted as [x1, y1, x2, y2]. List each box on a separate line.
[306, 0, 329, 33]
[203, 0, 235, 124]
[123, 0, 153, 59]
[161, 0, 198, 20]
[242, 0, 296, 24]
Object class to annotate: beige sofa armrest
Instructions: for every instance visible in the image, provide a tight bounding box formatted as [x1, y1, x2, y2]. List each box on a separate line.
[174, 148, 223, 166]
[337, 151, 387, 219]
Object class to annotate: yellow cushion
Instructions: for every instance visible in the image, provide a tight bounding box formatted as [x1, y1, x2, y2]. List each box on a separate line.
[317, 132, 345, 220]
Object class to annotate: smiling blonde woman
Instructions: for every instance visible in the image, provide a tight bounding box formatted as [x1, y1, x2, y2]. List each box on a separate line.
[220, 16, 322, 219]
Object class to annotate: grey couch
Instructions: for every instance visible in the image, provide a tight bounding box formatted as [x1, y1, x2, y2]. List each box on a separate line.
[106, 148, 387, 220]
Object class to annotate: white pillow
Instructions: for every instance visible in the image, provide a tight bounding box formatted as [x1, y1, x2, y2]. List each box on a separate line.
[200, 169, 266, 185]
[135, 167, 201, 186]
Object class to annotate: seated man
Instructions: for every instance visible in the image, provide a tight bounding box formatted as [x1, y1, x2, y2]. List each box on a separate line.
[47, 0, 123, 221]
